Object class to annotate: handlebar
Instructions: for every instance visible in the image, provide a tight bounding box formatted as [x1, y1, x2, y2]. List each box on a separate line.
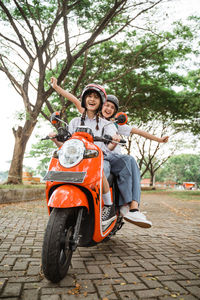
[41, 133, 71, 142]
[42, 128, 126, 146]
[41, 135, 63, 141]
[41, 127, 71, 142]
[41, 136, 52, 141]
[94, 134, 126, 145]
[42, 134, 126, 146]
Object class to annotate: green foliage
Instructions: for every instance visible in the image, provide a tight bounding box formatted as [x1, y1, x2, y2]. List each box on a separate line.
[28, 139, 56, 177]
[1, 0, 58, 23]
[156, 154, 200, 185]
[48, 20, 200, 122]
[14, 110, 26, 121]
[43, 18, 200, 128]
[2, 0, 199, 131]
[73, 0, 126, 31]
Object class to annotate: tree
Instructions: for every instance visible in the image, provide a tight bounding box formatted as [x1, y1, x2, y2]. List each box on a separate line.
[173, 67, 200, 135]
[156, 154, 200, 186]
[0, 0, 162, 184]
[30, 19, 200, 178]
[123, 119, 185, 185]
[42, 17, 200, 127]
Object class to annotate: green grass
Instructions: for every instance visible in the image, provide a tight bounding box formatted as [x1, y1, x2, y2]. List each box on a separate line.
[0, 184, 45, 189]
[168, 190, 200, 201]
[142, 189, 200, 201]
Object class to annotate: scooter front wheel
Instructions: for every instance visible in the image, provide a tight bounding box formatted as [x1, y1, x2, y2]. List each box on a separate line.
[42, 207, 78, 283]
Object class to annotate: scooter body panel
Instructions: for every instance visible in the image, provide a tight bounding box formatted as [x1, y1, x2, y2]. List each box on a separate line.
[46, 135, 102, 187]
[45, 132, 118, 244]
[48, 184, 89, 211]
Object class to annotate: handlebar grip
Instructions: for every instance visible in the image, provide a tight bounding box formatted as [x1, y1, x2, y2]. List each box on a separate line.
[104, 134, 126, 145]
[93, 136, 103, 142]
[41, 135, 58, 141]
[94, 135, 126, 145]
[120, 139, 126, 144]
[103, 134, 113, 142]
[41, 136, 51, 141]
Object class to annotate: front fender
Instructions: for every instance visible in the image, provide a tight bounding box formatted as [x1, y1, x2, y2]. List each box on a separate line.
[48, 185, 89, 211]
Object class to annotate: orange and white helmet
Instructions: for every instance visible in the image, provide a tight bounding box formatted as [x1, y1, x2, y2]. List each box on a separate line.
[81, 83, 107, 108]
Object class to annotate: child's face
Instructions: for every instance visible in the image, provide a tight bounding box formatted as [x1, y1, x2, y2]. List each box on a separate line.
[85, 91, 101, 111]
[102, 101, 116, 119]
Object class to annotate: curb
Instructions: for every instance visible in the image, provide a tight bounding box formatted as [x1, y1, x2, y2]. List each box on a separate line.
[0, 188, 45, 204]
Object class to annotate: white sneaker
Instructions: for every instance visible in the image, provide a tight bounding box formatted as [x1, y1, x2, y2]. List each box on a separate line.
[124, 211, 152, 228]
[120, 205, 129, 217]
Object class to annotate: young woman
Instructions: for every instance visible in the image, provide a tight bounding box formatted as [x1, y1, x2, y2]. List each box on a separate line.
[49, 83, 119, 227]
[50, 77, 169, 228]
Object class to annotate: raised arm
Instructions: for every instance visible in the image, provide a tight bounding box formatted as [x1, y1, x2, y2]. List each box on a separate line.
[130, 127, 169, 143]
[51, 77, 84, 114]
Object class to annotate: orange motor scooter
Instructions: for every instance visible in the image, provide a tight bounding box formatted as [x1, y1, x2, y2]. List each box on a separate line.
[41, 112, 127, 283]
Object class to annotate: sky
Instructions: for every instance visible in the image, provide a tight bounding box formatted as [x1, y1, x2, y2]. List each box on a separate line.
[0, 0, 200, 173]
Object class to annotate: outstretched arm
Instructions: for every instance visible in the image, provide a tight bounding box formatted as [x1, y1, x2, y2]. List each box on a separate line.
[130, 127, 169, 143]
[51, 77, 84, 114]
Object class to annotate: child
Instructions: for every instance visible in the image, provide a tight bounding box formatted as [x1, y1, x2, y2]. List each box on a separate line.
[49, 83, 119, 227]
[50, 77, 169, 228]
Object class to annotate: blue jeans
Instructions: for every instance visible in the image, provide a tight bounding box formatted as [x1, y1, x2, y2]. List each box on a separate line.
[104, 154, 141, 206]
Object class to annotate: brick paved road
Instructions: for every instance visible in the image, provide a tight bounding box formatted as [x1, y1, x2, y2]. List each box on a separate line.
[0, 192, 200, 300]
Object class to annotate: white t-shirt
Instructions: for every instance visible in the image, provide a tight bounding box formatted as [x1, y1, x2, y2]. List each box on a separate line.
[118, 124, 132, 137]
[112, 123, 132, 154]
[69, 115, 117, 155]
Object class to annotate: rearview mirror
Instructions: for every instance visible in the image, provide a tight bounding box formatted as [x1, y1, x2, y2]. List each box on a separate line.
[50, 112, 60, 124]
[115, 112, 128, 125]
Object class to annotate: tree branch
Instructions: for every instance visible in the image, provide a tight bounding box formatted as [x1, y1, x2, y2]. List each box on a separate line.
[62, 1, 72, 62]
[0, 32, 21, 48]
[57, 0, 128, 84]
[0, 55, 32, 111]
[73, 49, 89, 94]
[0, 1, 32, 58]
[13, 0, 39, 52]
[91, 0, 163, 48]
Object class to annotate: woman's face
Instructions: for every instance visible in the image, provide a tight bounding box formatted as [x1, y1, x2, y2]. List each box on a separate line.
[101, 101, 116, 119]
[85, 91, 101, 111]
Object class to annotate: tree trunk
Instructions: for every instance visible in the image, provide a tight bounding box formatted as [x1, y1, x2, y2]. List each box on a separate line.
[7, 120, 37, 184]
[150, 173, 155, 187]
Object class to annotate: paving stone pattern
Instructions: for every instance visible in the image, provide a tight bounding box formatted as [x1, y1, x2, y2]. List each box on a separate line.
[0, 193, 199, 299]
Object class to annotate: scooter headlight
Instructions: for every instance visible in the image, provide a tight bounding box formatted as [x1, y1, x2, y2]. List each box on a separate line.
[58, 139, 85, 168]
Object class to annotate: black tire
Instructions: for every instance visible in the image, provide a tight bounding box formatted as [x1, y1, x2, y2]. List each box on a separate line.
[42, 207, 78, 283]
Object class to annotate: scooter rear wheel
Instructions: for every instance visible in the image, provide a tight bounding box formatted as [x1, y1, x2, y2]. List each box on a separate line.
[42, 207, 78, 283]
